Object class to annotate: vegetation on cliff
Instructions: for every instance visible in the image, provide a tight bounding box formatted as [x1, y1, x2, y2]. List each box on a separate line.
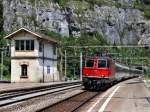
[0, 0, 149, 80]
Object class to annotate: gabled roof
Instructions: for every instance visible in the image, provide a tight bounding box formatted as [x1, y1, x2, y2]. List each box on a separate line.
[4, 28, 58, 44]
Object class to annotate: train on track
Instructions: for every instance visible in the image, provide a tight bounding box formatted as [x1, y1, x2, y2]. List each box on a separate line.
[82, 55, 143, 90]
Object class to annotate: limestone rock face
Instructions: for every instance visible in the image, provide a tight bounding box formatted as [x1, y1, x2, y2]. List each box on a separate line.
[2, 0, 150, 45]
[113, 0, 136, 5]
[3, 0, 69, 37]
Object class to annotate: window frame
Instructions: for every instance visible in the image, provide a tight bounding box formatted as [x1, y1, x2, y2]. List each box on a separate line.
[15, 40, 20, 50]
[97, 59, 108, 69]
[85, 59, 94, 68]
[47, 65, 51, 74]
[15, 39, 35, 51]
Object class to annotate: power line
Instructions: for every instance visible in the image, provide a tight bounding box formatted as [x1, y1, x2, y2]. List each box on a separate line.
[65, 45, 149, 48]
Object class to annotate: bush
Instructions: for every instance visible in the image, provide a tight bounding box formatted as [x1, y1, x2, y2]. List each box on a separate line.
[144, 10, 150, 19]
[143, 0, 150, 4]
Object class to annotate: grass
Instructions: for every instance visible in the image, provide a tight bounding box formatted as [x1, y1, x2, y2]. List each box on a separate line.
[3, 74, 11, 81]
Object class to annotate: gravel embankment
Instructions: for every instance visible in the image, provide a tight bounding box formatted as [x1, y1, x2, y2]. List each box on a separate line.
[0, 88, 84, 112]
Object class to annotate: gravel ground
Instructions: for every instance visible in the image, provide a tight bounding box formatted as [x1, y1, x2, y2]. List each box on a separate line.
[0, 81, 80, 93]
[0, 88, 84, 112]
[40, 91, 99, 112]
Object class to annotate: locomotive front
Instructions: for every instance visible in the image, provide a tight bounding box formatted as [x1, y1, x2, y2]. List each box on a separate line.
[82, 57, 115, 90]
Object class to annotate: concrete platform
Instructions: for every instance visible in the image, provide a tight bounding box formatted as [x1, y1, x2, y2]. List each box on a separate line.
[0, 80, 80, 93]
[78, 78, 150, 112]
[143, 80, 150, 88]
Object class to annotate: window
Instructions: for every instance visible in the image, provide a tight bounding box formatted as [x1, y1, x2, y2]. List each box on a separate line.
[86, 60, 94, 68]
[47, 65, 50, 74]
[26, 40, 30, 50]
[15, 40, 34, 51]
[31, 40, 34, 50]
[39, 42, 43, 52]
[98, 60, 107, 68]
[21, 40, 24, 50]
[21, 64, 28, 78]
[15, 40, 20, 50]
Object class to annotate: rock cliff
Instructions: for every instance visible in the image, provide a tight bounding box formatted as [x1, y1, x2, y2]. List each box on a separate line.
[2, 0, 150, 45]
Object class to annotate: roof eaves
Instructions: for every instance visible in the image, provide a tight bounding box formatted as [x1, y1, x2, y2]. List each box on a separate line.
[4, 27, 59, 44]
[4, 28, 42, 39]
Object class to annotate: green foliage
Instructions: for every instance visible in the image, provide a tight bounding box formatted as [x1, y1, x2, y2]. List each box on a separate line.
[0, 32, 7, 46]
[58, 0, 69, 7]
[143, 0, 150, 4]
[115, 3, 122, 8]
[144, 10, 150, 19]
[133, 1, 150, 19]
[28, 0, 36, 5]
[85, 0, 105, 6]
[43, 30, 63, 43]
[0, 64, 10, 78]
[0, 32, 11, 80]
[43, 30, 107, 47]
[76, 33, 107, 46]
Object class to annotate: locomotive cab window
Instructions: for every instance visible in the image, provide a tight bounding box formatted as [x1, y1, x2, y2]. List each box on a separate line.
[98, 60, 107, 68]
[86, 60, 94, 68]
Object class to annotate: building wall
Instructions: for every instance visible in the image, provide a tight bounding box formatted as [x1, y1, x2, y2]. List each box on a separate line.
[10, 32, 59, 83]
[38, 59, 59, 82]
[11, 33, 39, 57]
[11, 59, 41, 82]
[11, 59, 59, 83]
[38, 41, 57, 59]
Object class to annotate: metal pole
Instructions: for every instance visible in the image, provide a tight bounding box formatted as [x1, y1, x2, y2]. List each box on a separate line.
[53, 54, 54, 82]
[1, 49, 3, 80]
[65, 50, 67, 79]
[42, 44, 44, 83]
[80, 52, 83, 81]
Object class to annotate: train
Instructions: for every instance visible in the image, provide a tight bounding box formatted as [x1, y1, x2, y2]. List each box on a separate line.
[82, 55, 143, 90]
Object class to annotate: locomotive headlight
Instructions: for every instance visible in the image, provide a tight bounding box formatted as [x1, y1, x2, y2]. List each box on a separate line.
[102, 75, 105, 78]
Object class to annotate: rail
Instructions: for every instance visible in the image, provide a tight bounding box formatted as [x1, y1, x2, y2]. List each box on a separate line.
[0, 81, 82, 107]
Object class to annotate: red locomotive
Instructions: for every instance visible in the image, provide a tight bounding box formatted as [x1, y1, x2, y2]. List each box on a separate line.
[82, 55, 142, 90]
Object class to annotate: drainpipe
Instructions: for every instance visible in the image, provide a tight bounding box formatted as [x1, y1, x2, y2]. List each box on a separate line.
[42, 43, 44, 83]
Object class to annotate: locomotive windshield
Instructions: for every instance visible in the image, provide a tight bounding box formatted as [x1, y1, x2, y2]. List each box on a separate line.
[98, 60, 107, 68]
[86, 60, 94, 68]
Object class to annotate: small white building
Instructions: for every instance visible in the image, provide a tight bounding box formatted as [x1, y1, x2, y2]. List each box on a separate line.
[5, 28, 60, 83]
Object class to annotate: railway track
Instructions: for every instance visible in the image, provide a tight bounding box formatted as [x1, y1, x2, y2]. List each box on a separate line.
[37, 91, 100, 112]
[0, 81, 82, 107]
[36, 78, 136, 112]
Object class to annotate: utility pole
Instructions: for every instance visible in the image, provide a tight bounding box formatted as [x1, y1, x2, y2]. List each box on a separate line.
[42, 44, 45, 83]
[80, 52, 82, 81]
[1, 49, 3, 80]
[65, 50, 67, 80]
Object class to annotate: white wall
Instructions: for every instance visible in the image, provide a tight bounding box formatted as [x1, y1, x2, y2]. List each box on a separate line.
[11, 32, 59, 83]
[11, 59, 41, 82]
[38, 41, 57, 59]
[38, 59, 59, 82]
[11, 33, 39, 57]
